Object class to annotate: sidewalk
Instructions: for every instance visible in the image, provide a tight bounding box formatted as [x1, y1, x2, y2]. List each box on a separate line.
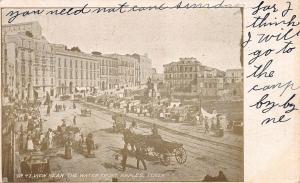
[82, 101, 243, 148]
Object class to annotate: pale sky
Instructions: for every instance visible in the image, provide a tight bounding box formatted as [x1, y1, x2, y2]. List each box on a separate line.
[2, 8, 242, 73]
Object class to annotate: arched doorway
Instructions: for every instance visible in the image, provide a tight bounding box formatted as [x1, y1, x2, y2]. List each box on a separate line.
[69, 82, 73, 94]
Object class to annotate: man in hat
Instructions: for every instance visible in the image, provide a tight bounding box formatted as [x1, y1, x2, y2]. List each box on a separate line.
[73, 116, 77, 126]
[135, 145, 147, 170]
[86, 133, 95, 156]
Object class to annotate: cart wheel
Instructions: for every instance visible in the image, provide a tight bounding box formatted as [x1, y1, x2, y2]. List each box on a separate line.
[175, 147, 187, 164]
[159, 150, 171, 166]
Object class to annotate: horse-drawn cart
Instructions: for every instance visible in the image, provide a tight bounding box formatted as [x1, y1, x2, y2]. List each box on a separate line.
[124, 131, 187, 166]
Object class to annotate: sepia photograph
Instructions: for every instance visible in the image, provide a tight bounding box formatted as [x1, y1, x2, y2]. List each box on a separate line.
[1, 7, 243, 182]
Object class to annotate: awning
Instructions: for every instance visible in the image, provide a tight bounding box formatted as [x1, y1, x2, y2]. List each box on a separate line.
[76, 87, 86, 91]
[201, 108, 217, 119]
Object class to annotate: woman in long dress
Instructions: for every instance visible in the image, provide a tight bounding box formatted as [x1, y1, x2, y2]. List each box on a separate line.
[27, 135, 34, 152]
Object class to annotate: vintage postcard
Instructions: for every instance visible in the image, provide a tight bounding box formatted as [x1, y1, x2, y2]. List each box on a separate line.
[0, 0, 299, 182]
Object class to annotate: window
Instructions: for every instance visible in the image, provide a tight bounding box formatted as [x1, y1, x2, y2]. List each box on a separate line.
[50, 57, 54, 65]
[81, 70, 83, 79]
[70, 70, 72, 79]
[42, 67, 45, 75]
[36, 78, 38, 85]
[81, 61, 83, 68]
[22, 78, 25, 87]
[51, 78, 53, 85]
[58, 58, 61, 67]
[75, 71, 78, 79]
[21, 51, 25, 60]
[64, 59, 67, 67]
[21, 64, 25, 74]
[43, 78, 45, 85]
[58, 69, 61, 79]
[64, 69, 67, 79]
[70, 59, 72, 67]
[42, 56, 46, 65]
[75, 60, 78, 68]
[35, 67, 38, 76]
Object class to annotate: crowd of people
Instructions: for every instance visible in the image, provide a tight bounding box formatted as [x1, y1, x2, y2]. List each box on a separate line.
[1, 93, 101, 179]
[89, 94, 227, 138]
[93, 95, 204, 125]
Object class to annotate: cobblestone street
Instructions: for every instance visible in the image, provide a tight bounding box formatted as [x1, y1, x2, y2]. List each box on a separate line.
[15, 99, 243, 182]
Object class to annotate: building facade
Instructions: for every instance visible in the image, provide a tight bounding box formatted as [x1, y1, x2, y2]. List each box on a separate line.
[224, 69, 243, 97]
[2, 22, 55, 100]
[225, 69, 243, 83]
[197, 67, 225, 97]
[54, 45, 119, 95]
[163, 57, 231, 97]
[2, 21, 151, 100]
[104, 54, 137, 88]
[132, 53, 152, 85]
[163, 57, 204, 93]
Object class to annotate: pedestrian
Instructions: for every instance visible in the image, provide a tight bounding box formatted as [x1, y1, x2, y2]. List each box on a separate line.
[27, 134, 34, 152]
[135, 145, 147, 170]
[204, 117, 209, 134]
[216, 115, 221, 129]
[64, 138, 72, 159]
[86, 133, 95, 156]
[47, 104, 51, 116]
[121, 145, 128, 171]
[48, 129, 54, 149]
[196, 115, 200, 125]
[73, 116, 77, 126]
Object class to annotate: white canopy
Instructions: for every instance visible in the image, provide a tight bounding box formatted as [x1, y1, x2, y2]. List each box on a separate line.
[201, 108, 217, 119]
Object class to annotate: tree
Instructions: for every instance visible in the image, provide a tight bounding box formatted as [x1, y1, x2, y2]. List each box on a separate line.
[70, 46, 81, 52]
[91, 51, 102, 56]
[25, 31, 33, 38]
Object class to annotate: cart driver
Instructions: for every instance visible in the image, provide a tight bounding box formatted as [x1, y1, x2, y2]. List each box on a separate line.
[151, 123, 162, 140]
[129, 121, 138, 134]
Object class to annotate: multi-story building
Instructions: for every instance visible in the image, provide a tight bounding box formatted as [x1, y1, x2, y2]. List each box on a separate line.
[151, 68, 164, 83]
[225, 69, 243, 83]
[132, 53, 152, 85]
[197, 67, 225, 97]
[54, 45, 119, 95]
[163, 57, 204, 92]
[224, 69, 243, 97]
[104, 54, 137, 88]
[163, 57, 229, 97]
[2, 21, 56, 100]
[2, 21, 152, 100]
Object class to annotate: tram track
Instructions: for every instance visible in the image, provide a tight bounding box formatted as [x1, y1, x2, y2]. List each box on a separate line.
[81, 101, 243, 151]
[81, 101, 243, 170]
